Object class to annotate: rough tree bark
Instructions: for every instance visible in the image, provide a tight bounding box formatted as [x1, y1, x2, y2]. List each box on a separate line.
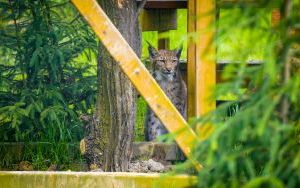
[84, 0, 141, 172]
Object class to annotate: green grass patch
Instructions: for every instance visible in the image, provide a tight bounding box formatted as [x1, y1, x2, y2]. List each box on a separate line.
[135, 97, 147, 141]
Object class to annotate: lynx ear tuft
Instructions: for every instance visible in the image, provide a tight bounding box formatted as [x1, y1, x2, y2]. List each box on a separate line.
[147, 41, 158, 59]
[174, 45, 183, 59]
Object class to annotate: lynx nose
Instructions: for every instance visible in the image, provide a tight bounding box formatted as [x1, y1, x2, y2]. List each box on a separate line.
[166, 65, 172, 72]
[165, 69, 172, 73]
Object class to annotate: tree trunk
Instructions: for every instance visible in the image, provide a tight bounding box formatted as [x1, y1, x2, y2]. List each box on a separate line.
[90, 0, 140, 172]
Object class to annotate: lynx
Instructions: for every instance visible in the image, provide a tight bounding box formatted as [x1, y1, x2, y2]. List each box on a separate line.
[145, 44, 187, 141]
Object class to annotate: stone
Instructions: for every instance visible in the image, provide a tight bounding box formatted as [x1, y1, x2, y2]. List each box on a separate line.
[128, 159, 168, 173]
[18, 161, 33, 171]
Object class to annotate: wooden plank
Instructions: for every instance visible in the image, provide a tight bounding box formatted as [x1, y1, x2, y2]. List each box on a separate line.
[187, 0, 196, 118]
[187, 0, 216, 139]
[195, 0, 216, 116]
[158, 30, 170, 49]
[137, 0, 187, 9]
[216, 61, 262, 83]
[71, 0, 200, 169]
[141, 10, 159, 31]
[182, 60, 262, 84]
[0, 171, 197, 188]
[136, 0, 263, 9]
[141, 9, 177, 31]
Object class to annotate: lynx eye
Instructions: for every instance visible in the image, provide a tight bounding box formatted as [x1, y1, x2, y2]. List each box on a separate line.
[157, 60, 164, 64]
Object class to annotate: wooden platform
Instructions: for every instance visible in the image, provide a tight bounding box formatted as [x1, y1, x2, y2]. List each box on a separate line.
[0, 171, 197, 188]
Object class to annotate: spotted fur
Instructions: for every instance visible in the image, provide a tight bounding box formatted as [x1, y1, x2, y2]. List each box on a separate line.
[145, 44, 187, 141]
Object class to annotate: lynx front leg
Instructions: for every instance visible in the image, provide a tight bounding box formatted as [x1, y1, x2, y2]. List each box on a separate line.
[145, 111, 168, 141]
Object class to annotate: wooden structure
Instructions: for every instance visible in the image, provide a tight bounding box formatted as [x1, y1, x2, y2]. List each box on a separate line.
[139, 0, 217, 138]
[137, 0, 266, 9]
[71, 0, 201, 169]
[0, 171, 197, 188]
[140, 9, 177, 49]
[138, 0, 187, 9]
[139, 1, 216, 136]
[187, 0, 216, 138]
[138, 0, 269, 118]
[138, 0, 277, 119]
[71, 0, 280, 171]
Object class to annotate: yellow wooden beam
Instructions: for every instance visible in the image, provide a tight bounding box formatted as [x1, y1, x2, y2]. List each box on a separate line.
[196, 0, 216, 116]
[188, 0, 216, 139]
[0, 171, 197, 188]
[71, 0, 200, 169]
[187, 0, 196, 119]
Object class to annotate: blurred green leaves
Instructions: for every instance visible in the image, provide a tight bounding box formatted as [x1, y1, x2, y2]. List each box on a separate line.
[190, 1, 300, 187]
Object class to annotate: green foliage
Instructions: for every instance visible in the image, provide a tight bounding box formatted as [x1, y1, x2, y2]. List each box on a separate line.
[185, 1, 300, 187]
[135, 97, 147, 141]
[0, 142, 83, 170]
[0, 0, 97, 166]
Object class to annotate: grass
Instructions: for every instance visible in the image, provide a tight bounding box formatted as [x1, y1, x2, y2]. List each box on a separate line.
[135, 97, 147, 141]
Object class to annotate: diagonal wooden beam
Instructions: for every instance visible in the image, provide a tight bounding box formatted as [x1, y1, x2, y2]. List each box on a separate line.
[71, 0, 200, 169]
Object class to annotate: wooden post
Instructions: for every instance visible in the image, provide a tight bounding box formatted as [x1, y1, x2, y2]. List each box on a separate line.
[187, 0, 196, 118]
[71, 0, 200, 169]
[158, 30, 170, 49]
[188, 0, 216, 139]
[141, 9, 177, 50]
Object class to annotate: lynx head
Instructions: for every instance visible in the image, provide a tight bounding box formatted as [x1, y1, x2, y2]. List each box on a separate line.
[148, 42, 182, 80]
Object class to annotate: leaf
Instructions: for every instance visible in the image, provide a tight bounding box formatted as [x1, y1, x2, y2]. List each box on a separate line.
[244, 157, 256, 177]
[243, 176, 284, 188]
[29, 49, 40, 67]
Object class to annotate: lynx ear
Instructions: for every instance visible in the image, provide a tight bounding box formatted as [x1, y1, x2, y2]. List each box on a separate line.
[147, 41, 158, 59]
[174, 45, 183, 59]
[174, 44, 183, 59]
